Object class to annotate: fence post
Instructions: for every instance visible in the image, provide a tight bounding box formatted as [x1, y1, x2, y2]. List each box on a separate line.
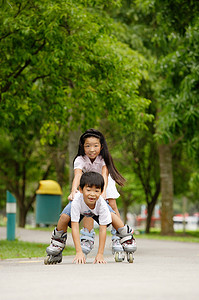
[6, 191, 16, 241]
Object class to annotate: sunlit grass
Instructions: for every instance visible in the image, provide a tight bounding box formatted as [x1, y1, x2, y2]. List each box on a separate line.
[0, 240, 75, 260]
[136, 228, 199, 243]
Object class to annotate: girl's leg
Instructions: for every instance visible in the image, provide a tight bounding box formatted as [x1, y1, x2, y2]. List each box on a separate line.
[111, 212, 137, 256]
[81, 217, 95, 255]
[111, 212, 124, 229]
[107, 198, 121, 218]
[108, 199, 123, 251]
[110, 212, 124, 258]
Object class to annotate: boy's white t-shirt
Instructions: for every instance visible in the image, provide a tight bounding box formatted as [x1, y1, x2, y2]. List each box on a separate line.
[71, 191, 112, 226]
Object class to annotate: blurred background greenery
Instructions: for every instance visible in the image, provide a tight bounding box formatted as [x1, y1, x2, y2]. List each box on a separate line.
[1, 0, 199, 235]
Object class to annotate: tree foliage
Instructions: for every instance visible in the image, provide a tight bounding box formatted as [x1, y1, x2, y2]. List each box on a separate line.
[0, 0, 151, 137]
[108, 0, 199, 233]
[0, 0, 151, 226]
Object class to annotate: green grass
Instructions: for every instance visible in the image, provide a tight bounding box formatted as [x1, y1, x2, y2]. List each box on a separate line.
[136, 228, 199, 243]
[0, 240, 75, 260]
[1, 226, 198, 260]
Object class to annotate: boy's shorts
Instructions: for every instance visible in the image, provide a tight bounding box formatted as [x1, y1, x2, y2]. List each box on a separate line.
[61, 201, 115, 228]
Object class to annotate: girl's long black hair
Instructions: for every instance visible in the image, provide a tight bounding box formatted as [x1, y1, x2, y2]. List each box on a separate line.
[74, 128, 125, 186]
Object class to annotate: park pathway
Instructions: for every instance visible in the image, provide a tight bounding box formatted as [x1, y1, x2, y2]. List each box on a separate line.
[0, 227, 199, 300]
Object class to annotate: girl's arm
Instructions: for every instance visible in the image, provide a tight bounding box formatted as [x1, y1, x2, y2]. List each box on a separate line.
[68, 169, 83, 200]
[101, 165, 108, 199]
[71, 222, 86, 264]
[93, 224, 107, 264]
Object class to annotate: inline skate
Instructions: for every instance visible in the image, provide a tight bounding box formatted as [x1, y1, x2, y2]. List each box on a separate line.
[111, 228, 125, 262]
[44, 228, 67, 265]
[115, 225, 137, 263]
[80, 228, 95, 257]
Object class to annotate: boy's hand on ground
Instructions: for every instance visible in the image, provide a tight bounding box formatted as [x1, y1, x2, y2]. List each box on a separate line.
[72, 252, 86, 264]
[93, 253, 107, 264]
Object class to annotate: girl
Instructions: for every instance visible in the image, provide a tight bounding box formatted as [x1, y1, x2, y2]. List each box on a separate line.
[68, 128, 125, 254]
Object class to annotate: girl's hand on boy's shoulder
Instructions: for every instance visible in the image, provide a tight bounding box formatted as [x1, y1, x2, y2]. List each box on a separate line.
[93, 254, 107, 264]
[72, 252, 86, 264]
[68, 190, 78, 201]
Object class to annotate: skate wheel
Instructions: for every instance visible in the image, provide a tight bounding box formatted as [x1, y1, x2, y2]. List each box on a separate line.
[127, 253, 134, 263]
[56, 257, 62, 264]
[44, 256, 50, 265]
[114, 252, 124, 262]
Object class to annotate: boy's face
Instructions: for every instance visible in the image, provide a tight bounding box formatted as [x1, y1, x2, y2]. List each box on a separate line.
[79, 184, 102, 209]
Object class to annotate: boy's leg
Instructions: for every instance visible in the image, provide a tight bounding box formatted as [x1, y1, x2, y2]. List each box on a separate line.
[44, 203, 71, 265]
[57, 213, 70, 232]
[81, 217, 95, 255]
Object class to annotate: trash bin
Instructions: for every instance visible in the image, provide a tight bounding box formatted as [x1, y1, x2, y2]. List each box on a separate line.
[36, 180, 62, 225]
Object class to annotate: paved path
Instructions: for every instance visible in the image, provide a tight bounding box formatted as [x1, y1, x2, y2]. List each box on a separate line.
[0, 226, 75, 246]
[0, 227, 199, 300]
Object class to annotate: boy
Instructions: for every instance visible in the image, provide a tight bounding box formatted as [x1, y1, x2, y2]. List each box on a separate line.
[44, 172, 136, 264]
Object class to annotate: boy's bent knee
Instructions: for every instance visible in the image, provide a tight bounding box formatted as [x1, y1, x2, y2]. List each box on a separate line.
[57, 213, 70, 231]
[60, 213, 70, 222]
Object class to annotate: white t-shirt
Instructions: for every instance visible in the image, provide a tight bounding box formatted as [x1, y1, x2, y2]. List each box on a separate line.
[71, 191, 112, 226]
[74, 155, 106, 173]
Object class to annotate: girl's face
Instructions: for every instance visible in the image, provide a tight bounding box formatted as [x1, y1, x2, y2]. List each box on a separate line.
[83, 137, 102, 162]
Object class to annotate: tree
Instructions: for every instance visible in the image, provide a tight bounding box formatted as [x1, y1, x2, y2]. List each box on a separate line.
[110, 0, 199, 234]
[100, 116, 160, 233]
[151, 1, 199, 233]
[0, 128, 53, 227]
[0, 0, 151, 226]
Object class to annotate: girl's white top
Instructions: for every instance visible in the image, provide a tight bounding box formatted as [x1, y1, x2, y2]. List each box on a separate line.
[71, 191, 112, 225]
[74, 155, 105, 173]
[74, 155, 120, 199]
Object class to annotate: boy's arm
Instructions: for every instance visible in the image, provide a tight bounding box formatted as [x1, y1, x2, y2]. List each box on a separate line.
[68, 169, 83, 200]
[94, 225, 107, 264]
[71, 222, 86, 264]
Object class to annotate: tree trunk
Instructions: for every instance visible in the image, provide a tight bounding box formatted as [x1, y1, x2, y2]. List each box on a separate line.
[123, 200, 128, 224]
[145, 201, 156, 234]
[145, 182, 160, 233]
[68, 129, 81, 185]
[18, 205, 27, 227]
[52, 150, 66, 188]
[158, 144, 174, 235]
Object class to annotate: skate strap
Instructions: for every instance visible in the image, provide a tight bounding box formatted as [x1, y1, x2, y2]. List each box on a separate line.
[52, 230, 67, 241]
[111, 235, 121, 241]
[51, 240, 65, 248]
[80, 235, 94, 242]
[80, 229, 95, 238]
[120, 236, 133, 244]
[126, 225, 134, 234]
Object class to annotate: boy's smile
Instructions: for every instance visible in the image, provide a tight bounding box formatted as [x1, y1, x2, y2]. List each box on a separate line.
[80, 184, 102, 209]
